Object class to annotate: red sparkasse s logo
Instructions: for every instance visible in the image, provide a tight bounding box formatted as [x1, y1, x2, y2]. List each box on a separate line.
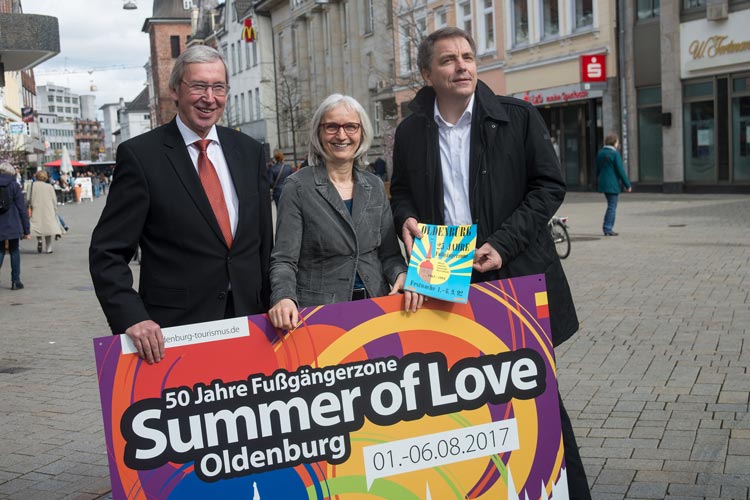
[581, 54, 606, 83]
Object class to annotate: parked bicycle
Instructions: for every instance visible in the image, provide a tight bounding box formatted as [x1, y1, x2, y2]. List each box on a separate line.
[549, 216, 570, 259]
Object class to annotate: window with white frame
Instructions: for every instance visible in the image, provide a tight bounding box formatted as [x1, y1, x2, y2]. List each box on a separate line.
[342, 1, 349, 45]
[255, 88, 261, 119]
[248, 90, 254, 121]
[231, 43, 237, 75]
[245, 40, 251, 69]
[291, 24, 298, 64]
[278, 30, 285, 68]
[240, 92, 246, 123]
[374, 100, 383, 135]
[434, 8, 447, 29]
[541, 0, 559, 39]
[573, 0, 593, 31]
[399, 22, 414, 75]
[324, 12, 331, 54]
[512, 0, 529, 46]
[478, 0, 495, 53]
[252, 38, 258, 66]
[237, 40, 243, 72]
[364, 0, 374, 34]
[457, 1, 472, 37]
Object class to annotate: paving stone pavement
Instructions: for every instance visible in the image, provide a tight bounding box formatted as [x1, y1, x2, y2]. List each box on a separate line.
[0, 192, 748, 500]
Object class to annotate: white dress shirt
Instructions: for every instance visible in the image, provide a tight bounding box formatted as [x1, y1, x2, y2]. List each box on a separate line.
[434, 94, 475, 226]
[175, 115, 239, 237]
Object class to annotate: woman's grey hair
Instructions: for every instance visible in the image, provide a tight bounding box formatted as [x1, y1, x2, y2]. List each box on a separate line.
[0, 162, 15, 176]
[168, 45, 229, 92]
[308, 94, 373, 168]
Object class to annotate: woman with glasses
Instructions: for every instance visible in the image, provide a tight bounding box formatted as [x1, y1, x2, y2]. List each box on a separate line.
[268, 94, 423, 330]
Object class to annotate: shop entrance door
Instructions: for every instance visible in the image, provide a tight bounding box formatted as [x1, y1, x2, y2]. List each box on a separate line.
[539, 103, 591, 190]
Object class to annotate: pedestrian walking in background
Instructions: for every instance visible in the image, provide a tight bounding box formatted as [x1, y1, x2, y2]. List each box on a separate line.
[390, 27, 591, 498]
[373, 156, 387, 180]
[596, 133, 632, 236]
[267, 149, 292, 208]
[0, 162, 30, 289]
[29, 170, 62, 254]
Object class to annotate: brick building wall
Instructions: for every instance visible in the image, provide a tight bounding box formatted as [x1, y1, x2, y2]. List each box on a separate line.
[145, 21, 191, 126]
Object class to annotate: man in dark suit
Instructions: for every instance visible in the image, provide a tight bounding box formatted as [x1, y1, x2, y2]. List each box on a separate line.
[90, 45, 272, 364]
[390, 28, 590, 498]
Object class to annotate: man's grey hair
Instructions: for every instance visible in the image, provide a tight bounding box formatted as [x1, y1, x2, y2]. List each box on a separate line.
[308, 94, 373, 168]
[417, 27, 477, 75]
[0, 162, 15, 176]
[168, 45, 229, 92]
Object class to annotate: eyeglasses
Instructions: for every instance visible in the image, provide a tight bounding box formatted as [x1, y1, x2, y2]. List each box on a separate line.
[181, 80, 229, 96]
[319, 122, 361, 135]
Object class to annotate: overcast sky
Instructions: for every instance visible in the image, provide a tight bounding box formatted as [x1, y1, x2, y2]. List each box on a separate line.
[24, 0, 155, 113]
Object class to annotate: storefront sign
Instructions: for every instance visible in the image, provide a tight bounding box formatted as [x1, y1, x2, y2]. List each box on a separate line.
[93, 276, 569, 499]
[681, 10, 750, 78]
[581, 54, 606, 83]
[513, 83, 602, 106]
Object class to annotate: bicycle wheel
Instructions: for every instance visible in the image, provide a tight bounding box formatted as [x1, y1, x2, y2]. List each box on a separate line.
[551, 221, 571, 259]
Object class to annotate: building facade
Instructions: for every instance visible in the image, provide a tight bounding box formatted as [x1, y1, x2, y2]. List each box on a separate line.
[37, 112, 75, 163]
[501, 0, 620, 191]
[119, 87, 152, 143]
[627, 0, 750, 192]
[74, 118, 103, 161]
[143, 0, 193, 126]
[36, 84, 83, 121]
[256, 0, 397, 165]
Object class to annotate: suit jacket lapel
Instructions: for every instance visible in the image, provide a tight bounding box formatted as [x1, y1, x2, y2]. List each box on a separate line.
[162, 119, 227, 246]
[216, 127, 245, 241]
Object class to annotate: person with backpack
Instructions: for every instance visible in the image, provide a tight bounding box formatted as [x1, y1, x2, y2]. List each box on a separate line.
[0, 162, 31, 290]
[267, 149, 292, 208]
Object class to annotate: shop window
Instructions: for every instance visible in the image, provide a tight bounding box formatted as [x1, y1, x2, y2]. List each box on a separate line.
[683, 81, 715, 182]
[513, 0, 529, 46]
[542, 0, 559, 39]
[637, 0, 660, 19]
[637, 87, 663, 183]
[573, 0, 593, 31]
[733, 76, 750, 181]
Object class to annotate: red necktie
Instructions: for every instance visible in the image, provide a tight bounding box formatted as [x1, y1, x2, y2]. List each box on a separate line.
[195, 139, 233, 248]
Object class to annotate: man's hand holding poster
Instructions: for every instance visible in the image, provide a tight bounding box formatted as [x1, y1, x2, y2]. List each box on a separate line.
[93, 275, 569, 499]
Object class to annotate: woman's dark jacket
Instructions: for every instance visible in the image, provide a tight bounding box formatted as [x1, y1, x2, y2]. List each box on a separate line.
[0, 174, 30, 241]
[390, 80, 579, 346]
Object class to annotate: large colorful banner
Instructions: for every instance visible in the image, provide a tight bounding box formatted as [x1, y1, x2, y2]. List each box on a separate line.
[93, 276, 569, 499]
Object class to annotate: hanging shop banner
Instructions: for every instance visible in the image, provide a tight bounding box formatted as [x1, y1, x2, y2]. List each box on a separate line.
[93, 275, 569, 500]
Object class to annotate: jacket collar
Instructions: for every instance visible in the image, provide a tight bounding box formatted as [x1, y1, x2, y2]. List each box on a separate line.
[408, 80, 509, 123]
[311, 163, 373, 239]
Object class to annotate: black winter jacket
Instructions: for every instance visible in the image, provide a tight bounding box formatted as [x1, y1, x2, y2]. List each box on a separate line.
[0, 174, 30, 241]
[390, 81, 579, 346]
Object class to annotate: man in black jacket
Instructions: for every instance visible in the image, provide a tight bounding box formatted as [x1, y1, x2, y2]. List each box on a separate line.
[390, 27, 590, 498]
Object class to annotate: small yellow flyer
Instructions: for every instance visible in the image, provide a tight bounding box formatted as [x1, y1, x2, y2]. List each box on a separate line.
[404, 223, 477, 303]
